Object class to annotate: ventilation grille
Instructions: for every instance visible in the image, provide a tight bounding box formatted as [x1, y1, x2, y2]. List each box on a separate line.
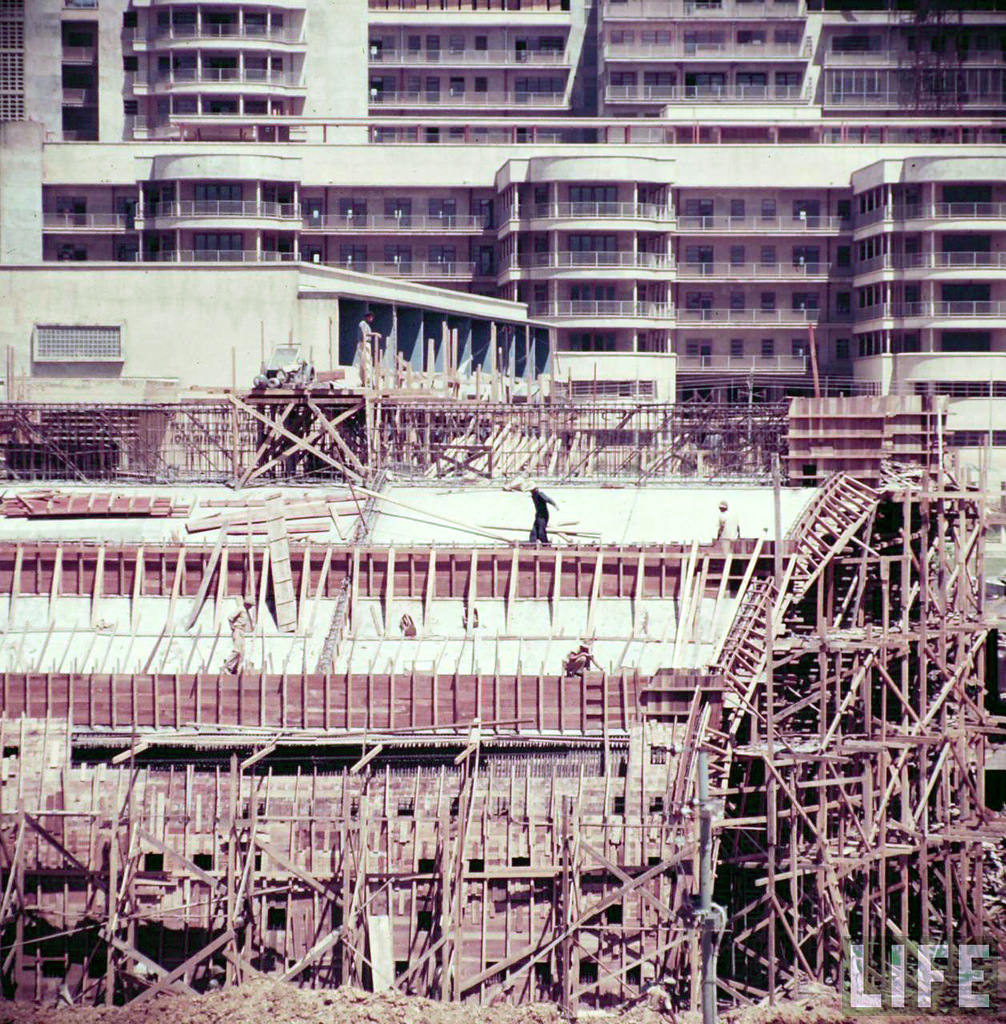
[35, 325, 124, 362]
[0, 0, 23, 122]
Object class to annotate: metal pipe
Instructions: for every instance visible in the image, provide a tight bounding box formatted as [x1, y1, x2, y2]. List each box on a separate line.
[698, 749, 716, 1024]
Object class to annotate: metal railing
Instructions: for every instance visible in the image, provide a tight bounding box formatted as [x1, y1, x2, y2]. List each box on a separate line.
[145, 200, 299, 219]
[678, 214, 849, 232]
[369, 48, 567, 65]
[301, 212, 489, 231]
[43, 212, 132, 229]
[335, 260, 478, 277]
[514, 251, 672, 269]
[678, 354, 808, 371]
[61, 47, 97, 62]
[678, 307, 821, 324]
[530, 300, 673, 318]
[604, 41, 806, 59]
[155, 68, 302, 86]
[603, 0, 804, 17]
[141, 250, 298, 263]
[62, 88, 97, 105]
[605, 83, 806, 102]
[529, 201, 674, 221]
[369, 0, 570, 10]
[370, 90, 566, 106]
[677, 260, 831, 278]
[824, 49, 1006, 66]
[857, 252, 1006, 272]
[152, 24, 304, 43]
[861, 300, 1006, 319]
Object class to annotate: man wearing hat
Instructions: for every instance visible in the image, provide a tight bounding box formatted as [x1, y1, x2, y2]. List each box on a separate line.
[507, 477, 559, 544]
[715, 500, 740, 542]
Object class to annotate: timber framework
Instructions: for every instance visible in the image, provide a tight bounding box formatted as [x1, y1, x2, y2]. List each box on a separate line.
[0, 460, 998, 1011]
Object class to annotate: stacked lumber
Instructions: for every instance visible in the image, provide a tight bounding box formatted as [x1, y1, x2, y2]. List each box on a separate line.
[0, 490, 189, 518]
[186, 496, 364, 538]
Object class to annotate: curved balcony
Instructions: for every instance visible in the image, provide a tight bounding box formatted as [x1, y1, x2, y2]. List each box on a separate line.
[855, 251, 1006, 281]
[678, 214, 849, 234]
[857, 300, 1006, 328]
[301, 213, 490, 233]
[678, 307, 820, 326]
[142, 68, 305, 95]
[854, 202, 1006, 237]
[134, 25, 306, 50]
[517, 201, 674, 231]
[530, 300, 673, 324]
[43, 212, 134, 231]
[142, 200, 301, 229]
[677, 260, 833, 280]
[370, 0, 569, 10]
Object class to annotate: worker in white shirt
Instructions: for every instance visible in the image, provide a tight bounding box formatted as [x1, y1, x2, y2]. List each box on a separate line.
[715, 500, 741, 542]
[358, 311, 379, 388]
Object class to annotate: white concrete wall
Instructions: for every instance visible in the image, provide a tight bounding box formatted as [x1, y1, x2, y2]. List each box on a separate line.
[0, 123, 44, 263]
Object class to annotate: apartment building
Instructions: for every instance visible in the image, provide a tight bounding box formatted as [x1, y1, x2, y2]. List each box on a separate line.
[3, 0, 1006, 437]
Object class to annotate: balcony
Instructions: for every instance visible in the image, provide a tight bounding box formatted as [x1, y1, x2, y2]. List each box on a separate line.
[678, 354, 808, 372]
[677, 260, 833, 280]
[858, 300, 1006, 322]
[605, 83, 806, 104]
[824, 49, 1006, 67]
[856, 252, 1006, 274]
[61, 46, 97, 63]
[678, 214, 849, 233]
[153, 68, 303, 88]
[602, 0, 805, 18]
[527, 201, 674, 223]
[530, 300, 673, 319]
[62, 89, 97, 106]
[43, 212, 133, 230]
[141, 250, 299, 263]
[369, 0, 570, 11]
[336, 260, 478, 279]
[144, 200, 300, 222]
[678, 307, 820, 325]
[824, 90, 1004, 109]
[301, 213, 490, 232]
[148, 25, 305, 45]
[514, 251, 672, 270]
[370, 48, 568, 66]
[369, 90, 566, 108]
[604, 41, 807, 60]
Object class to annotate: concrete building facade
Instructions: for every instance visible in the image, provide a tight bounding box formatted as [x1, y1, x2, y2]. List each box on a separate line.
[3, 0, 1006, 440]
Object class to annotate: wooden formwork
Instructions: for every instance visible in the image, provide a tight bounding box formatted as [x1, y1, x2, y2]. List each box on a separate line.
[0, 470, 996, 1012]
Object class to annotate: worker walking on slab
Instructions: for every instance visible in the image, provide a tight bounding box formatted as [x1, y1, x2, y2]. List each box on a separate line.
[715, 500, 740, 542]
[508, 477, 559, 544]
[222, 599, 255, 674]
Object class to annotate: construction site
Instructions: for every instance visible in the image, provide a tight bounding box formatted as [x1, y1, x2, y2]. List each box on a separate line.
[0, 379, 999, 1021]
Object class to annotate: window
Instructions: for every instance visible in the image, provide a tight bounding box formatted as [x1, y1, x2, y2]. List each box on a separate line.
[792, 292, 819, 311]
[760, 198, 776, 220]
[761, 338, 775, 357]
[835, 338, 850, 361]
[730, 338, 744, 357]
[729, 291, 745, 310]
[730, 245, 745, 266]
[650, 746, 668, 765]
[760, 291, 776, 311]
[730, 199, 746, 219]
[35, 325, 123, 362]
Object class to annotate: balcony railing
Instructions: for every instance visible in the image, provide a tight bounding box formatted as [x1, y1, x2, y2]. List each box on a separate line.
[141, 250, 298, 262]
[369, 0, 570, 11]
[857, 252, 1006, 273]
[61, 46, 97, 63]
[62, 88, 97, 105]
[44, 212, 132, 229]
[860, 301, 1006, 319]
[514, 251, 672, 269]
[336, 260, 478, 278]
[370, 90, 566, 107]
[605, 83, 806, 103]
[825, 91, 1005, 108]
[677, 260, 832, 278]
[301, 212, 490, 231]
[824, 49, 1006, 67]
[145, 200, 299, 219]
[678, 354, 808, 372]
[678, 307, 820, 324]
[603, 0, 805, 18]
[678, 214, 849, 232]
[370, 48, 567, 65]
[151, 24, 305, 43]
[604, 41, 806, 59]
[530, 300, 673, 318]
[528, 201, 674, 221]
[155, 68, 302, 86]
